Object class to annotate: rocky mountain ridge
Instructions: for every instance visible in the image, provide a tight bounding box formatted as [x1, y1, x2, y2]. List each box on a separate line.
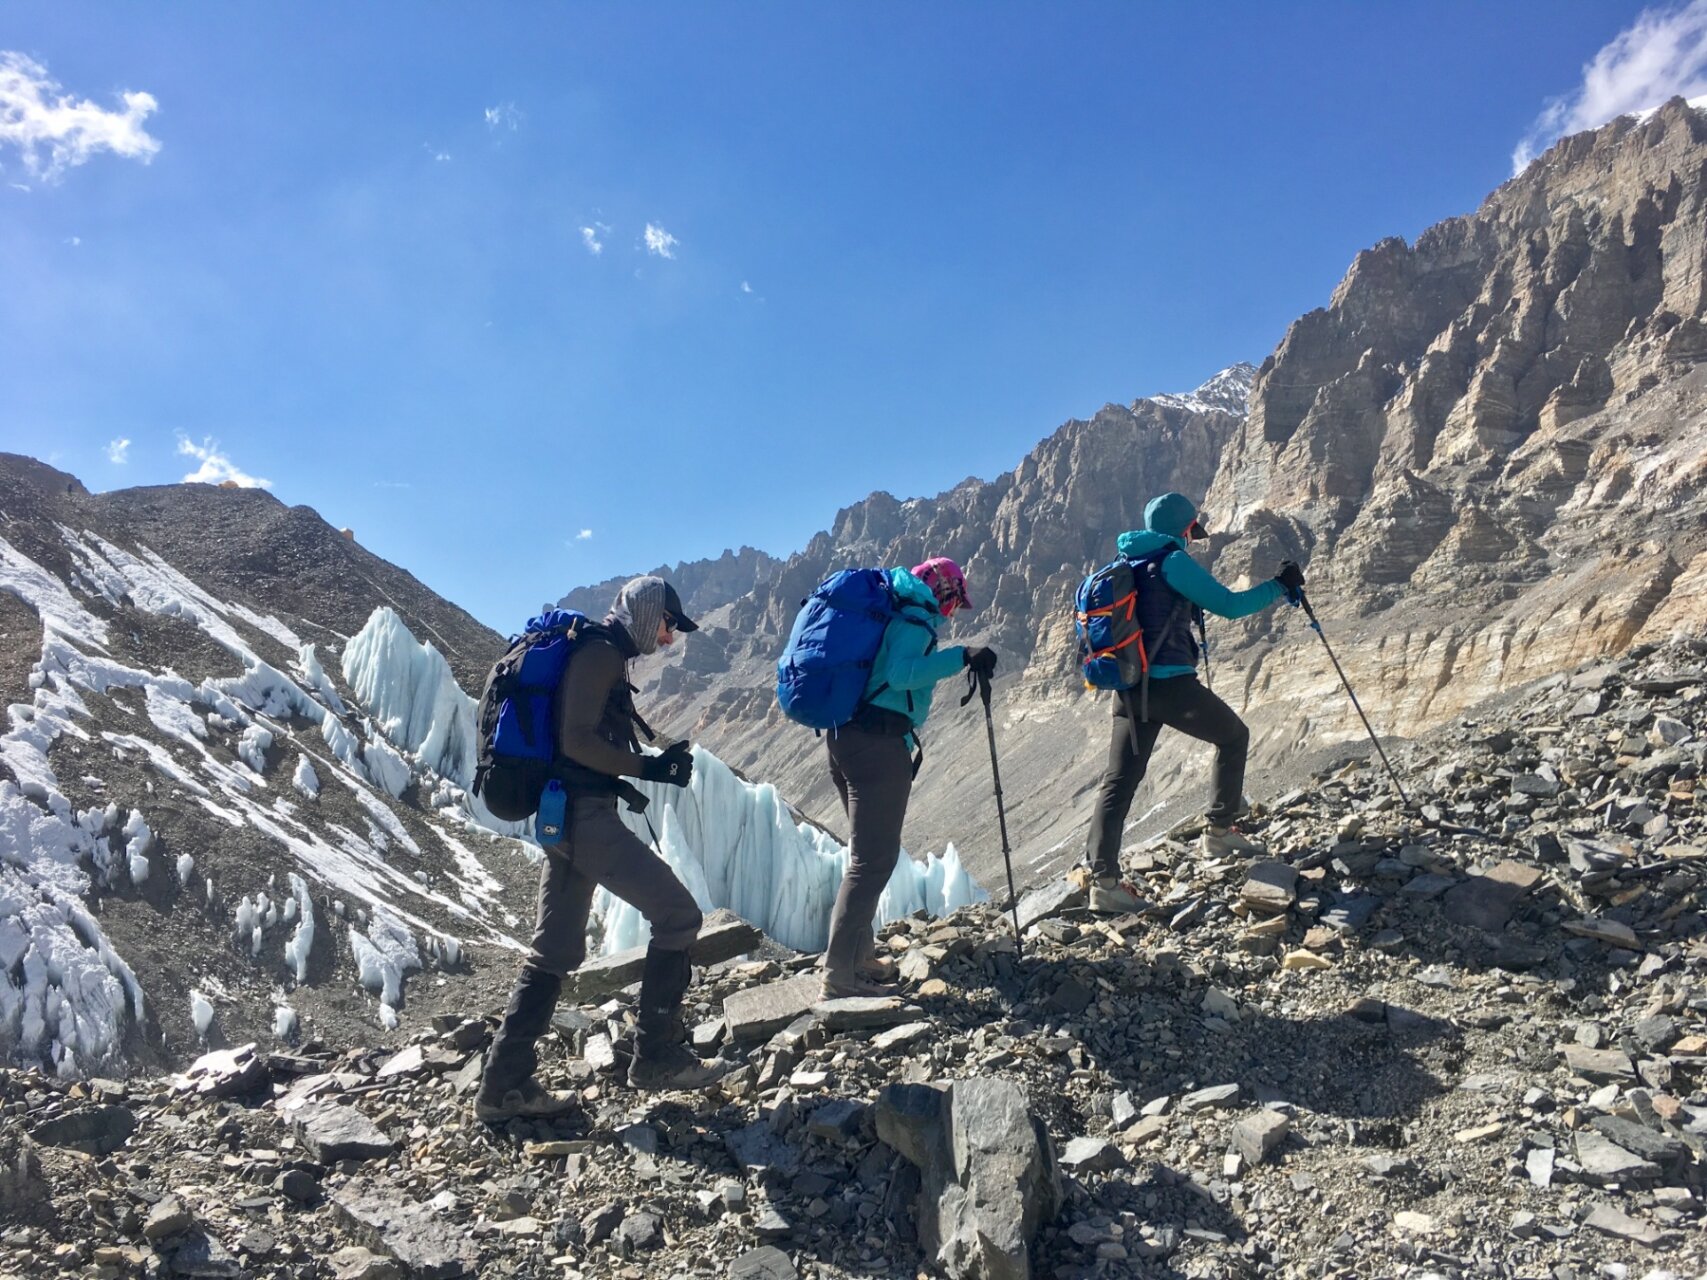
[564, 103, 1707, 895]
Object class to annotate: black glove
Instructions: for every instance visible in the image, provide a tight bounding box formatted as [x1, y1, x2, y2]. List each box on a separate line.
[639, 740, 694, 788]
[963, 646, 998, 678]
[1274, 561, 1305, 600]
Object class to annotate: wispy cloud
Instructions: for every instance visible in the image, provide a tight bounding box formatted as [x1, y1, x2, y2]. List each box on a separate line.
[105, 438, 130, 464]
[740, 280, 753, 294]
[422, 143, 451, 162]
[484, 102, 523, 132]
[643, 222, 678, 259]
[64, 235, 80, 246]
[177, 435, 271, 489]
[0, 51, 161, 183]
[371, 480, 412, 489]
[576, 529, 593, 540]
[1513, 1, 1707, 173]
[580, 224, 606, 256]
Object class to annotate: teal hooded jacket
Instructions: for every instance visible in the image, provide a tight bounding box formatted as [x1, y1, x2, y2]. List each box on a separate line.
[1115, 492, 1284, 680]
[860, 567, 968, 733]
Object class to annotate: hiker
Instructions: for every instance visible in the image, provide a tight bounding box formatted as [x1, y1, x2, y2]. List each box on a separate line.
[820, 557, 997, 998]
[1082, 493, 1304, 913]
[475, 575, 729, 1122]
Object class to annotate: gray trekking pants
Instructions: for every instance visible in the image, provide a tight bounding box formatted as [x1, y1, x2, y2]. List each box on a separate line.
[1086, 675, 1250, 878]
[527, 796, 703, 975]
[823, 725, 913, 976]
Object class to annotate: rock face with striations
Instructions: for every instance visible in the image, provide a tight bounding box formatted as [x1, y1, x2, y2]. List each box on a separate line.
[571, 104, 1707, 887]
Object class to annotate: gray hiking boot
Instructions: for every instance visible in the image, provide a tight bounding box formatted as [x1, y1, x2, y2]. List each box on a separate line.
[626, 1042, 735, 1091]
[1089, 876, 1144, 915]
[1201, 825, 1266, 857]
[473, 1077, 578, 1123]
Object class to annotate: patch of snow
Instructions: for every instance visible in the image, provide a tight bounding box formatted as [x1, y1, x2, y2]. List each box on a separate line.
[0, 538, 109, 648]
[272, 1005, 297, 1040]
[176, 853, 195, 884]
[1149, 362, 1258, 416]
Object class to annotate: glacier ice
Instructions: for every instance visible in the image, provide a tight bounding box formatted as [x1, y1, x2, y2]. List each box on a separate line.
[284, 874, 314, 983]
[273, 1004, 298, 1040]
[349, 906, 420, 1009]
[342, 608, 480, 788]
[190, 989, 214, 1038]
[594, 747, 987, 954]
[292, 755, 320, 798]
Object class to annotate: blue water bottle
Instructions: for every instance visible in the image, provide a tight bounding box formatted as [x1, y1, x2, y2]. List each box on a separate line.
[536, 780, 567, 844]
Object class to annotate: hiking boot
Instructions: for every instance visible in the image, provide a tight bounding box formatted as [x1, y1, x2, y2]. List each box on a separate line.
[627, 1042, 735, 1091]
[856, 936, 899, 983]
[820, 969, 895, 1000]
[473, 1077, 578, 1123]
[1201, 825, 1266, 857]
[1089, 876, 1144, 915]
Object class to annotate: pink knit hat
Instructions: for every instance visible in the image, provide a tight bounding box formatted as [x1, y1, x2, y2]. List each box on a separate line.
[912, 557, 970, 614]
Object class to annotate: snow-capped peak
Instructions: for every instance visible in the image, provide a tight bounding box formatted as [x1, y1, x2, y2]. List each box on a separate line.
[1147, 362, 1257, 416]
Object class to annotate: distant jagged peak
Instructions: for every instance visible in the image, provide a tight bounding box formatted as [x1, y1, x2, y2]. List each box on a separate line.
[1145, 362, 1258, 416]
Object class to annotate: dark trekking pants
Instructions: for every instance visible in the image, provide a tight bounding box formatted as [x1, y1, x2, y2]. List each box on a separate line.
[823, 725, 913, 978]
[1085, 675, 1250, 879]
[483, 796, 702, 1094]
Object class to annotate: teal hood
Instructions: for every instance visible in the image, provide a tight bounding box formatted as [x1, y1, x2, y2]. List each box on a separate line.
[888, 565, 941, 613]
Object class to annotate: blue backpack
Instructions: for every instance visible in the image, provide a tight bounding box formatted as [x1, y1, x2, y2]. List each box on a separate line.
[472, 608, 599, 821]
[776, 569, 909, 730]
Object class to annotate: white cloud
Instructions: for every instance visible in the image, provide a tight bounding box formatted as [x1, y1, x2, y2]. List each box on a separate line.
[105, 437, 130, 464]
[740, 280, 752, 293]
[580, 224, 605, 255]
[422, 143, 451, 162]
[371, 480, 412, 489]
[1513, 1, 1707, 173]
[576, 529, 593, 540]
[176, 436, 271, 489]
[64, 235, 80, 246]
[643, 222, 678, 259]
[484, 102, 523, 132]
[0, 51, 161, 183]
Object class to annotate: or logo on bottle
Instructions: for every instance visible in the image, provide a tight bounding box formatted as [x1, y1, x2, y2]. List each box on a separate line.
[536, 780, 567, 843]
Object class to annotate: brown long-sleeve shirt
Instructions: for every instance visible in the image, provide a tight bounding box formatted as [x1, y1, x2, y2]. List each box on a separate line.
[552, 636, 647, 779]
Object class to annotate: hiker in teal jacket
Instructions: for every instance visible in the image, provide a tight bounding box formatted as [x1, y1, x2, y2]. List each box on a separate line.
[1085, 493, 1305, 913]
[822, 558, 996, 997]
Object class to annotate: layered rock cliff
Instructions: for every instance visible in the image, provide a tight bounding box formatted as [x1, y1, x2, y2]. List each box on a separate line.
[584, 104, 1707, 894]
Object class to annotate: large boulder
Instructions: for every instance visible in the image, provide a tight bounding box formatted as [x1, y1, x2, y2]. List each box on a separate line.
[875, 1077, 1061, 1280]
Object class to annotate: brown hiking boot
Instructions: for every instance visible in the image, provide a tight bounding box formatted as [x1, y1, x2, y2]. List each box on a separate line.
[473, 1077, 578, 1123]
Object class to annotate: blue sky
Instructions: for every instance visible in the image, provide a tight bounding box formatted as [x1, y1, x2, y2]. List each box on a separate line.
[1, 2, 1695, 629]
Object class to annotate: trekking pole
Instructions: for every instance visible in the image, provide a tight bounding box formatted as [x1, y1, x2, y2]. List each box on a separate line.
[1294, 590, 1413, 809]
[964, 670, 1023, 956]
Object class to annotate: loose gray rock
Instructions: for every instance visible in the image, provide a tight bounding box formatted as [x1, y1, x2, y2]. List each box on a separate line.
[330, 1177, 477, 1278]
[294, 1103, 395, 1164]
[1232, 1110, 1290, 1165]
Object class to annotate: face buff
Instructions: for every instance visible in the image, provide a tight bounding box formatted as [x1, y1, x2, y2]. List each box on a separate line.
[611, 576, 668, 656]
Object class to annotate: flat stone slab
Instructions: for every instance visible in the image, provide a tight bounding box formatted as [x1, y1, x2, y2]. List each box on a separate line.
[724, 1121, 802, 1178]
[1562, 917, 1641, 948]
[1574, 1131, 1662, 1184]
[1240, 862, 1297, 914]
[1180, 1084, 1241, 1113]
[1582, 1201, 1665, 1246]
[1558, 1044, 1635, 1079]
[812, 997, 925, 1032]
[871, 1021, 933, 1052]
[375, 1045, 425, 1079]
[729, 1245, 799, 1280]
[28, 1104, 137, 1156]
[331, 1177, 476, 1278]
[724, 973, 823, 1043]
[1017, 878, 1086, 932]
[564, 909, 763, 1001]
[293, 1103, 396, 1164]
[1059, 1136, 1124, 1172]
[1589, 1115, 1689, 1164]
[1442, 859, 1542, 931]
